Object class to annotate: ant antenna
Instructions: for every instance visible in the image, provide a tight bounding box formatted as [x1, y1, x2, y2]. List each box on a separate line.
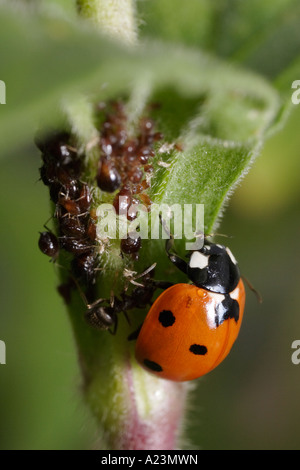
[42, 215, 56, 233]
[124, 263, 157, 288]
[54, 262, 104, 310]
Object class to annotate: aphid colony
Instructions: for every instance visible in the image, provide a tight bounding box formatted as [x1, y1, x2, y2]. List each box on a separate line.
[37, 129, 98, 285]
[37, 100, 163, 284]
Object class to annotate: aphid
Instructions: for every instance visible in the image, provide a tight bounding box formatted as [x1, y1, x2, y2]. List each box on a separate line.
[60, 237, 94, 256]
[113, 185, 133, 216]
[59, 217, 86, 238]
[36, 131, 76, 166]
[120, 233, 141, 255]
[71, 252, 98, 285]
[97, 157, 121, 193]
[38, 231, 59, 259]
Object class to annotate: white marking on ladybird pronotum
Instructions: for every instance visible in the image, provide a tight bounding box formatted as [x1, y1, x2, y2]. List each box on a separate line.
[226, 247, 237, 265]
[189, 251, 209, 270]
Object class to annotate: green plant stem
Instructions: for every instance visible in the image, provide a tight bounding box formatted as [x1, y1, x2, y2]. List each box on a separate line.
[66, 284, 189, 449]
[76, 0, 138, 45]
[57, 1, 190, 450]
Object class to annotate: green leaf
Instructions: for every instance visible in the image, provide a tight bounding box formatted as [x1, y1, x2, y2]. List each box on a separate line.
[234, 1, 300, 81]
[147, 73, 280, 233]
[138, 0, 300, 83]
[0, 2, 281, 159]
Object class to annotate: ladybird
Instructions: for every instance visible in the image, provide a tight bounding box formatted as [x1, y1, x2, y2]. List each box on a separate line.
[134, 239, 246, 381]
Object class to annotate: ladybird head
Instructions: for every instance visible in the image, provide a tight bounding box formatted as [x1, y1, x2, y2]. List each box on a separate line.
[166, 237, 241, 295]
[186, 241, 240, 294]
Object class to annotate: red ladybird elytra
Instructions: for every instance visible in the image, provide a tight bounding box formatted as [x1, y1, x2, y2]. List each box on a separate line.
[134, 237, 246, 381]
[135, 280, 245, 381]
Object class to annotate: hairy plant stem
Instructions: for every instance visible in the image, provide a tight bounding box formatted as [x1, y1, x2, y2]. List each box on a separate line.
[76, 0, 138, 45]
[56, 0, 191, 450]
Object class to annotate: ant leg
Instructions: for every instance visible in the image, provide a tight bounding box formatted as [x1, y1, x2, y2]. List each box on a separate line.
[152, 280, 174, 290]
[87, 297, 106, 310]
[122, 310, 131, 326]
[43, 217, 55, 233]
[60, 267, 105, 311]
[127, 323, 142, 341]
[108, 315, 118, 335]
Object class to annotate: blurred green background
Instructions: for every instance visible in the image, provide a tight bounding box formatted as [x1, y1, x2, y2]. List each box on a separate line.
[0, 0, 300, 450]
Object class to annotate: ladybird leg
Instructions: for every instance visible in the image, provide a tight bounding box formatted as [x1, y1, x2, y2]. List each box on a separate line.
[164, 231, 188, 275]
[159, 214, 189, 274]
[167, 250, 188, 275]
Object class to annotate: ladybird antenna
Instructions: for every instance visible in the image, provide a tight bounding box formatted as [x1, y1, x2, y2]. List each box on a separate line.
[205, 232, 234, 240]
[241, 275, 263, 304]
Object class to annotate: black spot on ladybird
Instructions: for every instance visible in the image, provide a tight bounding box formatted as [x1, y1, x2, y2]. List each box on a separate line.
[189, 344, 208, 356]
[158, 310, 175, 327]
[143, 359, 163, 372]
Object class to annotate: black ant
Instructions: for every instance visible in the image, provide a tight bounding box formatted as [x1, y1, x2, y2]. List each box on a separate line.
[69, 263, 172, 335]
